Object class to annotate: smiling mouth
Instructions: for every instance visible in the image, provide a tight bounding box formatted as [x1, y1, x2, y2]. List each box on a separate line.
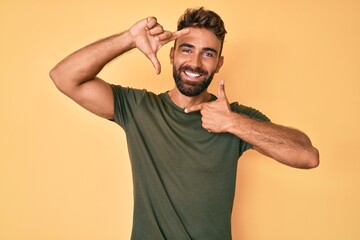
[184, 71, 202, 78]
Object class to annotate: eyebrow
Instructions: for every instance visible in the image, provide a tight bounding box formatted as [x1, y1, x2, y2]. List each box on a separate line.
[179, 43, 218, 55]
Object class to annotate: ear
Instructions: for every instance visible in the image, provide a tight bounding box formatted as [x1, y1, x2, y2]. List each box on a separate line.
[215, 56, 224, 73]
[169, 47, 175, 64]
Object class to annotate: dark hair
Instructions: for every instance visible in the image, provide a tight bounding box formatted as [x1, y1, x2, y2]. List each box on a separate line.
[177, 7, 227, 47]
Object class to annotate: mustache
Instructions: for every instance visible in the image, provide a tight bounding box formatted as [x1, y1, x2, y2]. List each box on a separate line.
[178, 65, 208, 75]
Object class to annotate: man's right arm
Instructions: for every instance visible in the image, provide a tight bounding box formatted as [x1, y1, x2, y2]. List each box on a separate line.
[49, 17, 189, 120]
[50, 31, 134, 120]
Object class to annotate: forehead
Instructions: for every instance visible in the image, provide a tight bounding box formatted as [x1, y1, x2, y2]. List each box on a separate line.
[175, 27, 222, 51]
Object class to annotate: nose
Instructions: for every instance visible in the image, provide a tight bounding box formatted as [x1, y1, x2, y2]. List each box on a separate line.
[188, 53, 202, 69]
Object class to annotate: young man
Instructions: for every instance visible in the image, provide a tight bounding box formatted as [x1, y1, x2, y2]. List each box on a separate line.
[50, 7, 319, 240]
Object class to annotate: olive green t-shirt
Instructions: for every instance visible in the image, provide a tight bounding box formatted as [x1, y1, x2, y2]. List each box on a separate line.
[111, 85, 270, 240]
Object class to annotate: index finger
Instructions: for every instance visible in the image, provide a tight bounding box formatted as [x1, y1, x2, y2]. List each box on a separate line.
[157, 28, 190, 43]
[170, 28, 190, 41]
[184, 103, 203, 113]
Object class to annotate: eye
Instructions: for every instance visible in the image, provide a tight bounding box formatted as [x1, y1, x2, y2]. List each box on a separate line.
[203, 52, 215, 58]
[182, 48, 191, 54]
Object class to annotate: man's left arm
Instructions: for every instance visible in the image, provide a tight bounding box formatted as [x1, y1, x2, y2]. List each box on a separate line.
[185, 80, 319, 169]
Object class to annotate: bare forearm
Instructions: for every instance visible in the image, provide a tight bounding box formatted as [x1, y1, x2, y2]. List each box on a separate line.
[227, 112, 319, 169]
[184, 81, 319, 169]
[50, 31, 134, 89]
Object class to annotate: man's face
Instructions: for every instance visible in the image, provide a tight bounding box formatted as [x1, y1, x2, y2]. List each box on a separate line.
[170, 28, 224, 96]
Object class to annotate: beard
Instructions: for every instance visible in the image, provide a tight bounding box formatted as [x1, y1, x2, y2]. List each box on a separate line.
[172, 65, 216, 97]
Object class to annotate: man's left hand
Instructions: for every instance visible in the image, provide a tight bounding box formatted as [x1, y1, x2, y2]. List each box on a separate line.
[185, 80, 234, 133]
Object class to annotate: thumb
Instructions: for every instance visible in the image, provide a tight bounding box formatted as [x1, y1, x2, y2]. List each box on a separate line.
[148, 53, 161, 74]
[218, 80, 227, 100]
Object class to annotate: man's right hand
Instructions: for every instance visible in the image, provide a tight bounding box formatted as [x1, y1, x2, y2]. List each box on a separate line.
[50, 16, 189, 120]
[129, 17, 189, 74]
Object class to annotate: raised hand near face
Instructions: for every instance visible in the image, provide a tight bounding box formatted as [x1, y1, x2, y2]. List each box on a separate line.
[129, 17, 189, 75]
[185, 80, 234, 133]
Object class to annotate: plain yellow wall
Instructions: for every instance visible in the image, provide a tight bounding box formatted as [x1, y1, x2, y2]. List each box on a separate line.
[1, 0, 359, 239]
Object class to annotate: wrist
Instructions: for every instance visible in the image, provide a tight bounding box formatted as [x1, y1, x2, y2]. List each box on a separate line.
[124, 29, 137, 49]
[221, 111, 239, 133]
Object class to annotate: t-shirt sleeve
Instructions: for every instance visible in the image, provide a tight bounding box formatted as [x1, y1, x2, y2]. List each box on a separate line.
[110, 84, 147, 128]
[230, 102, 271, 153]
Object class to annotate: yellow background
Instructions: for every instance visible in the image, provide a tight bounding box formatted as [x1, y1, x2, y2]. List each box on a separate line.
[1, 0, 359, 239]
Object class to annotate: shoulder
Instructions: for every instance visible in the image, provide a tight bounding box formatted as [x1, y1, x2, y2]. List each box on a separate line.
[110, 84, 159, 101]
[110, 84, 149, 95]
[230, 102, 271, 122]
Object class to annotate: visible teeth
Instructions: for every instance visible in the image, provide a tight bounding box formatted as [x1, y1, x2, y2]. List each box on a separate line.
[185, 71, 200, 78]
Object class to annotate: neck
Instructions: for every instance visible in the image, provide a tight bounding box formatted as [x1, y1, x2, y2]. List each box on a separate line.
[168, 87, 211, 109]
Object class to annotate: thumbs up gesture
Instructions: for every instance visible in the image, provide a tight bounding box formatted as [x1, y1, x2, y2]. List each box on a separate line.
[185, 80, 234, 133]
